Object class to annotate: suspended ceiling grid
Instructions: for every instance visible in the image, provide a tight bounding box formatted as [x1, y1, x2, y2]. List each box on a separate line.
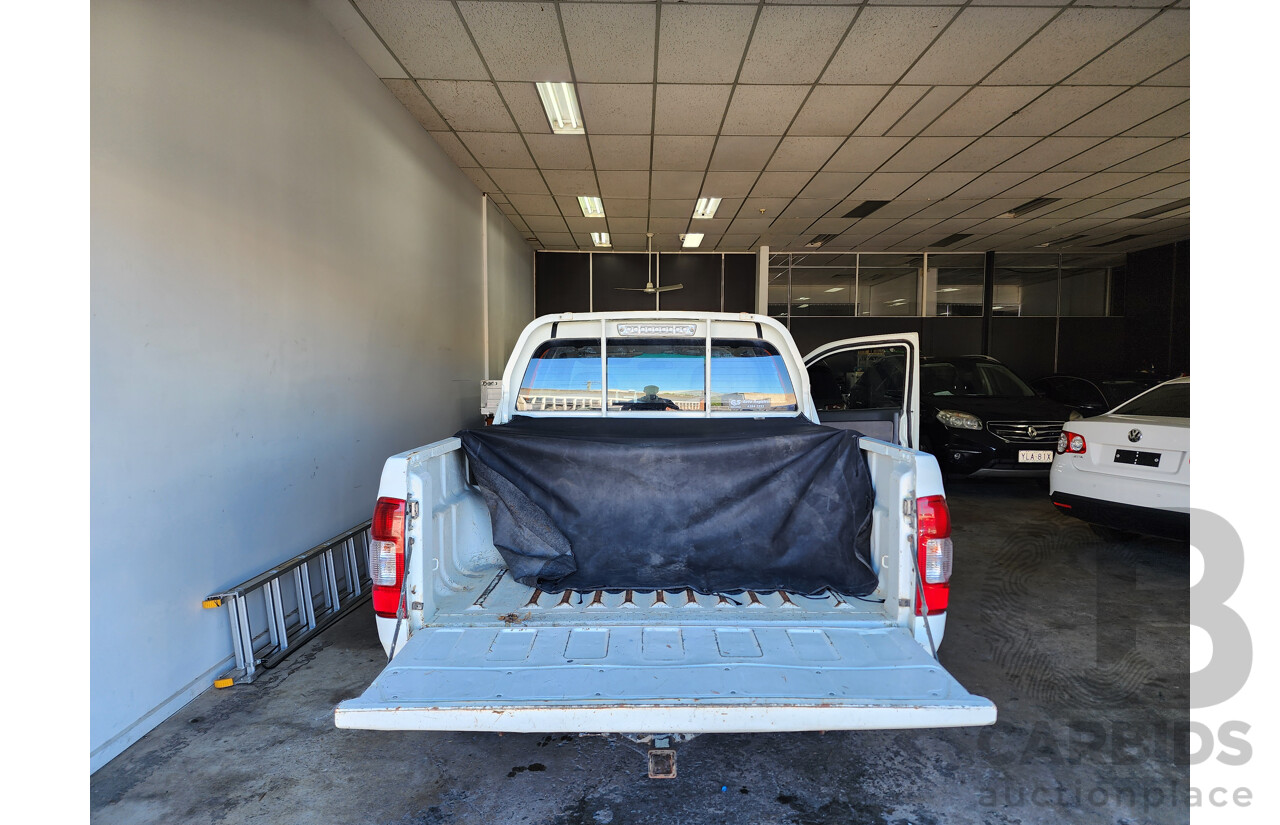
[319, 0, 1190, 253]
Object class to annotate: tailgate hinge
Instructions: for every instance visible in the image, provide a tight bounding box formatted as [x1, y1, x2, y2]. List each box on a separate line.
[902, 497, 916, 517]
[407, 500, 420, 520]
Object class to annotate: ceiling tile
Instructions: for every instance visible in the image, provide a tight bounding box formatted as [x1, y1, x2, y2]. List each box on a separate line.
[598, 171, 651, 200]
[766, 137, 844, 172]
[1048, 173, 1146, 199]
[590, 135, 652, 171]
[985, 8, 1156, 85]
[849, 173, 924, 200]
[1098, 173, 1187, 199]
[600, 199, 649, 218]
[524, 215, 570, 233]
[879, 137, 972, 173]
[553, 195, 586, 216]
[607, 233, 649, 250]
[577, 84, 654, 134]
[652, 135, 716, 171]
[488, 168, 550, 195]
[709, 136, 780, 171]
[823, 137, 911, 172]
[649, 200, 696, 219]
[902, 7, 1058, 85]
[649, 217, 692, 234]
[542, 170, 599, 197]
[1145, 57, 1189, 87]
[922, 86, 1048, 136]
[429, 131, 477, 167]
[749, 172, 812, 199]
[534, 233, 575, 248]
[654, 85, 733, 135]
[790, 86, 890, 136]
[607, 217, 650, 233]
[460, 167, 494, 193]
[564, 216, 608, 233]
[935, 136, 1039, 171]
[1066, 10, 1189, 85]
[728, 218, 774, 235]
[356, 0, 487, 79]
[945, 172, 1035, 200]
[1057, 87, 1188, 137]
[456, 132, 535, 167]
[738, 6, 858, 85]
[1121, 101, 1189, 137]
[385, 80, 447, 130]
[651, 171, 703, 200]
[997, 172, 1090, 199]
[1050, 138, 1168, 172]
[497, 82, 551, 134]
[455, 2, 571, 81]
[721, 86, 810, 135]
[886, 86, 968, 137]
[853, 86, 929, 136]
[657, 4, 757, 84]
[823, 6, 958, 85]
[525, 134, 594, 170]
[1108, 138, 1187, 173]
[780, 199, 842, 219]
[799, 172, 868, 199]
[561, 3, 655, 83]
[899, 172, 980, 200]
[993, 137, 1107, 172]
[988, 87, 1123, 136]
[703, 172, 761, 198]
[420, 80, 515, 131]
[508, 194, 560, 215]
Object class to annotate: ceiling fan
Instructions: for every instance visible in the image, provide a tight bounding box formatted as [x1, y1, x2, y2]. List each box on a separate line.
[616, 233, 683, 294]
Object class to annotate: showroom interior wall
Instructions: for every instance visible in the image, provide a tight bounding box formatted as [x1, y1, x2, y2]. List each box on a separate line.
[91, 0, 532, 772]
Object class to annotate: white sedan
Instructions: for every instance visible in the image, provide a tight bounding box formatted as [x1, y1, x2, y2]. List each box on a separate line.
[1049, 376, 1189, 540]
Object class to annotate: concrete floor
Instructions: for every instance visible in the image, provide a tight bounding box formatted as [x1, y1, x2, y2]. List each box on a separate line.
[91, 479, 1189, 825]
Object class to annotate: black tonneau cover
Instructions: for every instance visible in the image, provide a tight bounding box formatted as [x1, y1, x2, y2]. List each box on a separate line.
[457, 416, 877, 596]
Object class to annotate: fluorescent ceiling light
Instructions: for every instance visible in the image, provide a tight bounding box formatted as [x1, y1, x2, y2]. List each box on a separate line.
[591, 232, 611, 248]
[693, 197, 721, 220]
[536, 82, 584, 134]
[938, 287, 961, 293]
[824, 287, 844, 293]
[796, 304, 809, 309]
[795, 296, 810, 301]
[578, 196, 605, 218]
[681, 232, 704, 248]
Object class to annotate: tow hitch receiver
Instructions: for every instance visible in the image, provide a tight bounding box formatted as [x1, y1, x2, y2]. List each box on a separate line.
[647, 736, 677, 779]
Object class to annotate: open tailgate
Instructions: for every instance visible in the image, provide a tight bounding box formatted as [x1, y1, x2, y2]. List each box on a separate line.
[335, 623, 995, 732]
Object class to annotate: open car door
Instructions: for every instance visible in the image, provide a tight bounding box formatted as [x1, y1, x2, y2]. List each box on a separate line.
[804, 333, 920, 449]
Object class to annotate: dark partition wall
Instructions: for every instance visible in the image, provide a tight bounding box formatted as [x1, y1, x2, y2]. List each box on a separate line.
[1122, 240, 1188, 376]
[723, 254, 757, 313]
[589, 253, 652, 312]
[921, 318, 983, 357]
[785, 317, 925, 356]
[535, 252, 757, 315]
[1057, 317, 1125, 375]
[989, 318, 1058, 380]
[535, 252, 590, 314]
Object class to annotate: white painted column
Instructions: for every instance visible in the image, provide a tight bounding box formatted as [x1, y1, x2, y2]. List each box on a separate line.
[756, 245, 770, 315]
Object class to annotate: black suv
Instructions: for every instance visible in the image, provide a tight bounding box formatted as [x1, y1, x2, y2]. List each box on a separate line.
[918, 356, 1076, 478]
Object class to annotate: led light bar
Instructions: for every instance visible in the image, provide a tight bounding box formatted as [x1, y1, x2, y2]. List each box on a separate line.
[578, 196, 605, 218]
[536, 82, 584, 134]
[681, 232, 704, 248]
[591, 232, 611, 247]
[616, 323, 697, 336]
[693, 197, 721, 219]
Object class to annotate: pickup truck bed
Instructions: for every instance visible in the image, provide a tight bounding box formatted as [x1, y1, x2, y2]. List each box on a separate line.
[335, 431, 995, 733]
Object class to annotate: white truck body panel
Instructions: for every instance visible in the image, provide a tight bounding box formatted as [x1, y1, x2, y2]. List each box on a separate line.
[338, 312, 995, 733]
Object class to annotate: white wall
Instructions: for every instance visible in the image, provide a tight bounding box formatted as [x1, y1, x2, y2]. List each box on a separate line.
[90, 0, 532, 772]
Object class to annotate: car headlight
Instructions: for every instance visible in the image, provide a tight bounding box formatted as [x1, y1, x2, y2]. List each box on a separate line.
[936, 409, 982, 430]
[1068, 409, 1084, 421]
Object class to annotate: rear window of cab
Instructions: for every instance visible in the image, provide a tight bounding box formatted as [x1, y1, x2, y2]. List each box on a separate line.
[516, 337, 798, 413]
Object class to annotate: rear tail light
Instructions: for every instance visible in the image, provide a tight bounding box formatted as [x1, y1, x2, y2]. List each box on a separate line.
[916, 495, 952, 615]
[1056, 431, 1086, 454]
[371, 497, 406, 618]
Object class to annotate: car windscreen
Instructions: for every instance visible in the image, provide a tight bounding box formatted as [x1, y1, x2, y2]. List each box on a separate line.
[922, 361, 1035, 398]
[1112, 382, 1189, 418]
[516, 338, 798, 413]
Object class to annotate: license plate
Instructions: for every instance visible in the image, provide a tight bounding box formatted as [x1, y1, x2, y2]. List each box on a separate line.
[1114, 449, 1161, 467]
[1018, 450, 1054, 463]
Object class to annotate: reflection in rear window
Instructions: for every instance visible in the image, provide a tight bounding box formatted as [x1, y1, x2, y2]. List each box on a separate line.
[516, 338, 797, 413]
[1113, 382, 1189, 418]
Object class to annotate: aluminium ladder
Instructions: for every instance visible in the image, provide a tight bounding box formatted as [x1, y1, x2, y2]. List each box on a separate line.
[203, 520, 373, 687]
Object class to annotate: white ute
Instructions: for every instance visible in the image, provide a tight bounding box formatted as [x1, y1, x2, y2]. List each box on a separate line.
[335, 312, 995, 751]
